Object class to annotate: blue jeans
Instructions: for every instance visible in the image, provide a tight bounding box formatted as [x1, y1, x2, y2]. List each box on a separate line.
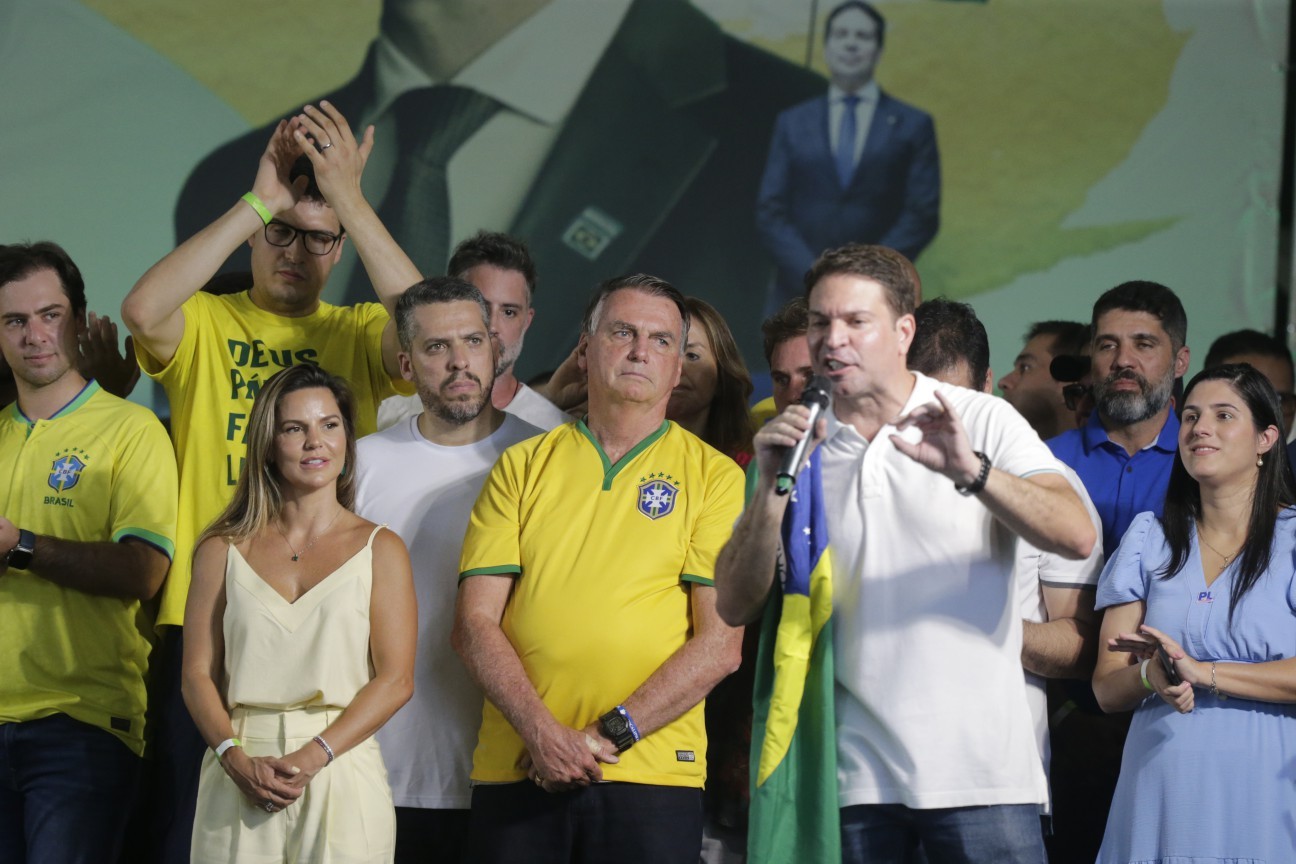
[0, 713, 142, 864]
[840, 803, 1047, 864]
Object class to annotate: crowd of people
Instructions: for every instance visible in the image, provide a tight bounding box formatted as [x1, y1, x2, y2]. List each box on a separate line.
[2, 53, 1294, 864]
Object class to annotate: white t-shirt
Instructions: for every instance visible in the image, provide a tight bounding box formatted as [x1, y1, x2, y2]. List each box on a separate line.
[822, 372, 1059, 810]
[1013, 460, 1103, 814]
[503, 382, 572, 430]
[354, 412, 543, 808]
[375, 382, 568, 433]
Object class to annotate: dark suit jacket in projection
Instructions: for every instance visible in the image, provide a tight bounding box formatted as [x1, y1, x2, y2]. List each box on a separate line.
[756, 89, 940, 305]
[175, 0, 823, 373]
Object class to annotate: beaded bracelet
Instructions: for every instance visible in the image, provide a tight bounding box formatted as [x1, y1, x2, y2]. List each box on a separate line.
[955, 451, 991, 496]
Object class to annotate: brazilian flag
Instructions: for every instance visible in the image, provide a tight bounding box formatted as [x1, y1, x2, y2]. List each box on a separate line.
[747, 449, 839, 863]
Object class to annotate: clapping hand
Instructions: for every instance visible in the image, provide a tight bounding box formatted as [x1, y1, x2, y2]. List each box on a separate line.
[1108, 624, 1202, 713]
[291, 102, 375, 213]
[250, 120, 308, 216]
[79, 312, 139, 399]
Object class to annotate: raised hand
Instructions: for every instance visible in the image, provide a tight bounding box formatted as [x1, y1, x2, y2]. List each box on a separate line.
[291, 101, 375, 213]
[79, 312, 139, 399]
[889, 390, 982, 484]
[534, 346, 588, 412]
[250, 120, 307, 215]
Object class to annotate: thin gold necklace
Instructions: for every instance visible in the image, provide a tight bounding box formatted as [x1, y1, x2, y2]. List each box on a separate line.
[276, 507, 345, 562]
[1198, 528, 1242, 566]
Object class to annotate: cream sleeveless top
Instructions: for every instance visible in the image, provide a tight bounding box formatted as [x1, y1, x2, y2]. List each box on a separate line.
[222, 525, 381, 711]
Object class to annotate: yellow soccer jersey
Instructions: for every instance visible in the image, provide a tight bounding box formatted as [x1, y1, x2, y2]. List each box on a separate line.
[138, 290, 407, 627]
[460, 420, 743, 787]
[750, 396, 778, 430]
[0, 382, 178, 755]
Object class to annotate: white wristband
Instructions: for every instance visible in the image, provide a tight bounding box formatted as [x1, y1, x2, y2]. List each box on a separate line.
[1139, 659, 1154, 691]
[215, 737, 241, 759]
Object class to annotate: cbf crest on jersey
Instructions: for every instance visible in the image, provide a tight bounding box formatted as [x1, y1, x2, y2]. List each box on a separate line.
[49, 449, 88, 492]
[637, 472, 680, 521]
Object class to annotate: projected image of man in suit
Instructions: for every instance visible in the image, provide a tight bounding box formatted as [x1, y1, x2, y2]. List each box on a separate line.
[757, 0, 940, 311]
[175, 0, 824, 375]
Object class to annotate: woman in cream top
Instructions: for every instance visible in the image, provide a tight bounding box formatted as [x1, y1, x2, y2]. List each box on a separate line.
[182, 364, 415, 863]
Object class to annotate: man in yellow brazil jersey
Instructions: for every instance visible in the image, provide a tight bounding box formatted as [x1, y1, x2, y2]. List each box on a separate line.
[453, 274, 745, 863]
[0, 241, 177, 862]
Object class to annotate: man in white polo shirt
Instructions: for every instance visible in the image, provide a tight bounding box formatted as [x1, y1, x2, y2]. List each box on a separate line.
[354, 276, 542, 863]
[906, 297, 1105, 833]
[715, 244, 1096, 864]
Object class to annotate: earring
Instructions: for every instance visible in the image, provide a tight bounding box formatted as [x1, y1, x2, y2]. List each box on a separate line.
[1258, 455, 1264, 467]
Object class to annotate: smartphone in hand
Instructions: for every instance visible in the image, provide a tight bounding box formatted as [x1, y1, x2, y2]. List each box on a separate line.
[1157, 645, 1182, 685]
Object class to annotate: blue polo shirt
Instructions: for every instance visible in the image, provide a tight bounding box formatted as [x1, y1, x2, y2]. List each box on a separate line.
[1047, 409, 1179, 560]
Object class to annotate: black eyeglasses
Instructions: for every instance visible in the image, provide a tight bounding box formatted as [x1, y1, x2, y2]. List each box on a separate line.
[1062, 383, 1091, 411]
[264, 220, 341, 256]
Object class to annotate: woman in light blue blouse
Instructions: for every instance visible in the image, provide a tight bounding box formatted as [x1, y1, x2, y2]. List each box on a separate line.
[1092, 363, 1296, 863]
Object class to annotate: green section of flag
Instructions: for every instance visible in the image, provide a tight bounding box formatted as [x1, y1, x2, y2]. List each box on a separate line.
[748, 595, 840, 863]
[747, 452, 839, 863]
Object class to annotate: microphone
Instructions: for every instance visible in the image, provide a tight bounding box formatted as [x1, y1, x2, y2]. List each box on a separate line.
[775, 375, 832, 495]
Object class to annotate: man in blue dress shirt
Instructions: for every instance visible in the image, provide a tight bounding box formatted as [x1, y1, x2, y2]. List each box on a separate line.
[756, 0, 940, 311]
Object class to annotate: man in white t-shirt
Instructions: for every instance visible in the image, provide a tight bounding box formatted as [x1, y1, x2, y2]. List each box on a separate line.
[354, 276, 542, 863]
[377, 231, 568, 431]
[907, 298, 1104, 822]
[715, 245, 1096, 864]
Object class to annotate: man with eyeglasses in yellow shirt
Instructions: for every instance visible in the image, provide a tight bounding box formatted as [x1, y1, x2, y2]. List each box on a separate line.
[122, 103, 423, 864]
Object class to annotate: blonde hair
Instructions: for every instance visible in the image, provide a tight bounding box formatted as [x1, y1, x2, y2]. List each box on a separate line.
[198, 364, 358, 546]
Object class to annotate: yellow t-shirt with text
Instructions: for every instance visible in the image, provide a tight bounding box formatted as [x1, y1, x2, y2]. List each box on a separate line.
[460, 420, 744, 787]
[139, 291, 404, 627]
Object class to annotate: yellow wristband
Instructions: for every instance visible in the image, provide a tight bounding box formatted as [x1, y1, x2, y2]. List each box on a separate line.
[240, 192, 273, 225]
[215, 737, 242, 759]
[1139, 659, 1154, 691]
